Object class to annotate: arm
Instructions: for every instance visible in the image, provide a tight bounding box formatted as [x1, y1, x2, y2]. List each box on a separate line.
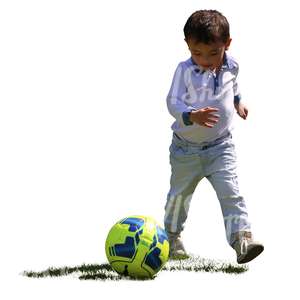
[166, 63, 196, 126]
[167, 63, 220, 128]
[233, 66, 248, 120]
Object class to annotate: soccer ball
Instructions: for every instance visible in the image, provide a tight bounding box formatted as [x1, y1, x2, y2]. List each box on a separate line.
[105, 215, 169, 279]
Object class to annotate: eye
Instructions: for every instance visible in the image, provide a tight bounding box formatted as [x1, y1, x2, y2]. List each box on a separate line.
[210, 52, 218, 56]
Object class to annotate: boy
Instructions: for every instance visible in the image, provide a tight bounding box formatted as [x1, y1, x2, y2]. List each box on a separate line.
[164, 10, 264, 264]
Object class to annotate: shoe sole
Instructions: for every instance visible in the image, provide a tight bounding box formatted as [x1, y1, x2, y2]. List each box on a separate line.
[237, 244, 264, 264]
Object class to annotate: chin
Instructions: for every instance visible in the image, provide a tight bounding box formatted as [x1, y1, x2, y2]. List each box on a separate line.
[201, 64, 216, 70]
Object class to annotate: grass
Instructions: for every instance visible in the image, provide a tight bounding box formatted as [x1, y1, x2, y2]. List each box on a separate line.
[22, 255, 248, 281]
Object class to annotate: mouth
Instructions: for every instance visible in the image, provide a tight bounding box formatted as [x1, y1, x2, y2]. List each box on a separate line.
[201, 64, 213, 69]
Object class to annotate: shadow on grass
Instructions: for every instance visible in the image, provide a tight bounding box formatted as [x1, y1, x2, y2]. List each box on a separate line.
[23, 255, 248, 281]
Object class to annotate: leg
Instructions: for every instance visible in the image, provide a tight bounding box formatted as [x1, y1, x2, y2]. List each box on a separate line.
[205, 140, 251, 245]
[164, 144, 203, 236]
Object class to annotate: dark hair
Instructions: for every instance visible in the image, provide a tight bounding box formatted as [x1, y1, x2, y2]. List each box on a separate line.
[183, 10, 230, 44]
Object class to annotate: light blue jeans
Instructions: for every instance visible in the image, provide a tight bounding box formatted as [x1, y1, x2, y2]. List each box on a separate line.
[164, 132, 251, 245]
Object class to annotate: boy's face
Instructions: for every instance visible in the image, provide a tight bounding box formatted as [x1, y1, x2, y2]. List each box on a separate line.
[185, 38, 232, 71]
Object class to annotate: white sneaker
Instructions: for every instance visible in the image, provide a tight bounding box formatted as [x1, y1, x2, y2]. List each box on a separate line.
[168, 233, 189, 260]
[231, 231, 264, 264]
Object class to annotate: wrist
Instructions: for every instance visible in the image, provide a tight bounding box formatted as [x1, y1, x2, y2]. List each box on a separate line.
[189, 111, 195, 123]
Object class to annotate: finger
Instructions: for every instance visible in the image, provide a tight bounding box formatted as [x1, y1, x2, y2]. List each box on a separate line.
[206, 117, 219, 123]
[241, 113, 247, 120]
[203, 122, 215, 128]
[207, 113, 220, 119]
[205, 107, 219, 112]
[239, 113, 245, 119]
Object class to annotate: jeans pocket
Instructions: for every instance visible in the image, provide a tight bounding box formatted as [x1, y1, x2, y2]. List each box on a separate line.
[170, 143, 199, 163]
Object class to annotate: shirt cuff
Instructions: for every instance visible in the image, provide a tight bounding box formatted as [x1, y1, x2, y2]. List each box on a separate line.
[234, 94, 242, 105]
[182, 110, 193, 126]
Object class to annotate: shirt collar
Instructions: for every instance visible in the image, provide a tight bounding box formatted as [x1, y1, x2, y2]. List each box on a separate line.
[222, 52, 235, 69]
[190, 52, 234, 74]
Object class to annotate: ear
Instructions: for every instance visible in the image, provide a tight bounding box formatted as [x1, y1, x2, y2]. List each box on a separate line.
[225, 38, 232, 50]
[184, 38, 191, 51]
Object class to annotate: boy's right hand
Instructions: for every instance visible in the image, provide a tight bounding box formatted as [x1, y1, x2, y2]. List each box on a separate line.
[190, 107, 220, 128]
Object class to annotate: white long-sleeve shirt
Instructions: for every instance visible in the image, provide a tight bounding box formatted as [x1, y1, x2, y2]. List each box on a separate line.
[167, 53, 241, 144]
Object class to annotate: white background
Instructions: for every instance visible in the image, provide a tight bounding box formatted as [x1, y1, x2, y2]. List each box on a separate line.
[1, 0, 299, 298]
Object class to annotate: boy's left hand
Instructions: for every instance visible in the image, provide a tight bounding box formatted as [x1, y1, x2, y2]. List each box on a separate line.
[234, 102, 248, 120]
